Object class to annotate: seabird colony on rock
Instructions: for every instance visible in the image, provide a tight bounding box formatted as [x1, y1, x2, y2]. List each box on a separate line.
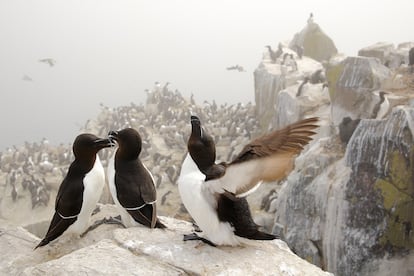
[0, 85, 262, 248]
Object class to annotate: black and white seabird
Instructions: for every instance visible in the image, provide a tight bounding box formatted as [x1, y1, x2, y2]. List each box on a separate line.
[307, 12, 314, 24]
[338, 117, 361, 144]
[296, 77, 310, 97]
[265, 44, 283, 63]
[371, 91, 389, 119]
[178, 115, 319, 246]
[35, 134, 113, 249]
[107, 128, 166, 229]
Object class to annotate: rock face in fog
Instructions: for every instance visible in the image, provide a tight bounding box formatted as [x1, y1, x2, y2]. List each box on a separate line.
[255, 24, 414, 276]
[255, 20, 336, 131]
[289, 21, 338, 62]
[326, 56, 393, 125]
[2, 18, 414, 276]
[358, 41, 414, 68]
[0, 205, 331, 276]
[274, 108, 414, 276]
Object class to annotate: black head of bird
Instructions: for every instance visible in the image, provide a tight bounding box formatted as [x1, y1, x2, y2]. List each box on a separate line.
[108, 128, 142, 160]
[72, 134, 114, 160]
[188, 115, 218, 173]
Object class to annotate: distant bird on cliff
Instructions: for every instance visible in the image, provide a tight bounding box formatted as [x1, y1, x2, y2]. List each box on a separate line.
[371, 91, 389, 119]
[296, 77, 310, 97]
[339, 117, 361, 144]
[265, 43, 283, 63]
[35, 134, 113, 249]
[39, 58, 56, 67]
[161, 190, 172, 205]
[310, 69, 326, 84]
[178, 115, 319, 246]
[307, 13, 314, 24]
[409, 47, 414, 73]
[260, 189, 277, 211]
[291, 44, 304, 59]
[281, 53, 297, 71]
[107, 128, 166, 229]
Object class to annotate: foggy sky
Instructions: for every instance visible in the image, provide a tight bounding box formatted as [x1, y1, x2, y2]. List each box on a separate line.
[0, 0, 412, 150]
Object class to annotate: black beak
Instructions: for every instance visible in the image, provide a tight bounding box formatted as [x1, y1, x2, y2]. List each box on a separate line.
[190, 116, 203, 138]
[191, 115, 200, 124]
[108, 130, 119, 144]
[93, 137, 115, 149]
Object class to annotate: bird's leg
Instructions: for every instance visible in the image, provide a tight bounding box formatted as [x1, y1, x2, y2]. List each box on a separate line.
[80, 215, 125, 237]
[183, 233, 216, 247]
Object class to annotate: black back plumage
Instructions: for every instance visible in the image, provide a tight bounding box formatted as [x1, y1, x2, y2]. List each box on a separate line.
[110, 128, 165, 228]
[35, 134, 112, 249]
[217, 195, 276, 240]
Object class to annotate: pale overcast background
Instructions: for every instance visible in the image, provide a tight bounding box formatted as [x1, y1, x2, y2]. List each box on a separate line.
[0, 0, 412, 150]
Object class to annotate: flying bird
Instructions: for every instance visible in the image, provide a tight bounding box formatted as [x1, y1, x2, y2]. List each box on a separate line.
[35, 134, 114, 249]
[107, 128, 166, 229]
[178, 115, 319, 246]
[39, 58, 56, 67]
[226, 65, 246, 72]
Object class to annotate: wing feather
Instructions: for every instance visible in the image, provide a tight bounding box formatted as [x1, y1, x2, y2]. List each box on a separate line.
[207, 117, 319, 197]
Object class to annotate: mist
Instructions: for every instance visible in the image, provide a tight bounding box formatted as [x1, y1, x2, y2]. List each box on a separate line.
[0, 0, 412, 150]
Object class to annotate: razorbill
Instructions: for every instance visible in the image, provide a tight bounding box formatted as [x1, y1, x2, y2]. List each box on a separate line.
[296, 77, 310, 97]
[339, 117, 361, 144]
[265, 44, 283, 63]
[371, 91, 389, 119]
[178, 115, 319, 246]
[107, 128, 166, 229]
[35, 133, 113, 249]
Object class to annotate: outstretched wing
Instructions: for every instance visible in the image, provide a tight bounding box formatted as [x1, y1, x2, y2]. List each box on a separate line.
[205, 117, 319, 197]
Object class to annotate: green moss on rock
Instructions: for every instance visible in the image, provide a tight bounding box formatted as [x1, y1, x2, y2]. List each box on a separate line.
[374, 148, 414, 250]
[326, 63, 344, 99]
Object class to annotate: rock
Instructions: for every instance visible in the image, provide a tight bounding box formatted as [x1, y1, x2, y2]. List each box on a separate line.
[273, 107, 414, 276]
[358, 42, 395, 65]
[22, 239, 183, 275]
[326, 56, 392, 125]
[254, 56, 326, 131]
[0, 205, 332, 275]
[289, 22, 338, 62]
[254, 62, 288, 130]
[358, 41, 414, 68]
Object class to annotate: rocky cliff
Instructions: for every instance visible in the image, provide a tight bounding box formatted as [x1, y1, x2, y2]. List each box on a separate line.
[254, 22, 414, 276]
[1, 19, 414, 276]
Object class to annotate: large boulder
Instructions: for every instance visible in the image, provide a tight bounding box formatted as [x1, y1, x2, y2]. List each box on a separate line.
[289, 22, 338, 62]
[358, 41, 414, 68]
[358, 42, 395, 65]
[273, 106, 414, 276]
[0, 205, 332, 275]
[254, 56, 323, 130]
[326, 56, 392, 125]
